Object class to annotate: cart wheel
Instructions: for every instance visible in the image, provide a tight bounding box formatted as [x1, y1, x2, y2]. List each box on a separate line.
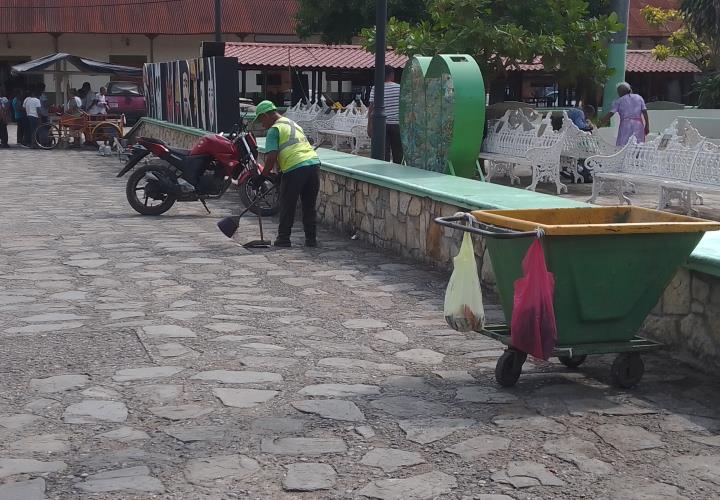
[495, 349, 527, 387]
[558, 354, 587, 369]
[90, 122, 123, 143]
[611, 352, 644, 388]
[34, 124, 61, 150]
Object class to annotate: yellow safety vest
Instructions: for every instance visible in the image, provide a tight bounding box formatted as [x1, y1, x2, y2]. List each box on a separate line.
[271, 117, 319, 173]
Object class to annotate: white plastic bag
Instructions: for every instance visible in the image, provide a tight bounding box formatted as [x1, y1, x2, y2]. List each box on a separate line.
[444, 232, 485, 332]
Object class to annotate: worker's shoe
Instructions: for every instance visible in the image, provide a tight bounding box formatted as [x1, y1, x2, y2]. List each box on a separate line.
[305, 238, 318, 247]
[273, 238, 291, 247]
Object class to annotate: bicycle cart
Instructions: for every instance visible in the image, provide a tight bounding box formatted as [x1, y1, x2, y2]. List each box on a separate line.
[435, 206, 720, 388]
[35, 112, 124, 150]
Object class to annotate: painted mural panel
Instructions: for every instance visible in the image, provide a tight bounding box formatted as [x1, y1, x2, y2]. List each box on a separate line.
[143, 56, 238, 133]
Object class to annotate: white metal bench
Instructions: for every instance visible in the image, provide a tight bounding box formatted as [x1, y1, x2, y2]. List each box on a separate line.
[586, 120, 720, 214]
[316, 107, 368, 150]
[481, 110, 568, 194]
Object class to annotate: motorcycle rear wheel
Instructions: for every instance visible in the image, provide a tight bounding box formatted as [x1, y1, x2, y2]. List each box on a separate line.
[126, 163, 177, 215]
[238, 176, 280, 217]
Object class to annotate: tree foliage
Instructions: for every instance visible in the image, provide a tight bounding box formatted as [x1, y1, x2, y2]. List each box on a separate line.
[681, 0, 720, 62]
[295, 0, 429, 44]
[641, 5, 713, 71]
[360, 0, 622, 86]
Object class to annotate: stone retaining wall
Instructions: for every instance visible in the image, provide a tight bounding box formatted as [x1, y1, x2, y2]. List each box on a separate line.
[128, 120, 203, 150]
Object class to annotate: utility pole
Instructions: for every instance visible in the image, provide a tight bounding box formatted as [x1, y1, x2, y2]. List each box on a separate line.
[214, 0, 222, 42]
[602, 0, 630, 112]
[371, 0, 387, 160]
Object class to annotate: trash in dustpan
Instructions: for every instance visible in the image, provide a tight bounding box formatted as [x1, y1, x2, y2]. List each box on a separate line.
[510, 239, 557, 360]
[444, 232, 485, 332]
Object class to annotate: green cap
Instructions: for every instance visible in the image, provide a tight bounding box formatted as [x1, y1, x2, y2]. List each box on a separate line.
[255, 100, 277, 118]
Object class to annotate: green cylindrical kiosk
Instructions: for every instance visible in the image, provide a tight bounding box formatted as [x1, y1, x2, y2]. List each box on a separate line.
[400, 54, 485, 178]
[399, 56, 432, 170]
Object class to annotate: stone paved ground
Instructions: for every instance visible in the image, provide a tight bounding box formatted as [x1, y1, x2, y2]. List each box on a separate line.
[1, 148, 720, 500]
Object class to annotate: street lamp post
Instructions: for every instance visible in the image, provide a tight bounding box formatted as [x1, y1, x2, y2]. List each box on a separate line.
[215, 0, 222, 42]
[371, 0, 387, 160]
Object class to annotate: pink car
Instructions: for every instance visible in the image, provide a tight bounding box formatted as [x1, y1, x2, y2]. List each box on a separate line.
[105, 81, 146, 125]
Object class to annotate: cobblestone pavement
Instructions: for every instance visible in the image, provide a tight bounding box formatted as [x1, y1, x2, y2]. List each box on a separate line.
[1, 149, 720, 500]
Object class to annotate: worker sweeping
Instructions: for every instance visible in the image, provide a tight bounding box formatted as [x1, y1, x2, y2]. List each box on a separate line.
[254, 100, 321, 247]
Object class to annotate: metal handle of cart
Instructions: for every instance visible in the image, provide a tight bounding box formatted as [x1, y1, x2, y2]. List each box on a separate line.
[434, 212, 544, 239]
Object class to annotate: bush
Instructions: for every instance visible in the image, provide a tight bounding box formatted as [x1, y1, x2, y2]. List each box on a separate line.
[694, 73, 720, 108]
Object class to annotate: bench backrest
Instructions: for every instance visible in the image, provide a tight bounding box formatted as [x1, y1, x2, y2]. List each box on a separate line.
[561, 116, 618, 158]
[617, 135, 699, 181]
[688, 142, 720, 187]
[483, 109, 563, 157]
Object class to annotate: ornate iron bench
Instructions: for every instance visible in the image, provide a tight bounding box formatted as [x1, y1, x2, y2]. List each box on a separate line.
[480, 110, 568, 194]
[586, 120, 720, 215]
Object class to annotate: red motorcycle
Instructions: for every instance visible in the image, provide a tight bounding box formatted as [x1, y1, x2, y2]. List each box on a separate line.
[117, 119, 279, 216]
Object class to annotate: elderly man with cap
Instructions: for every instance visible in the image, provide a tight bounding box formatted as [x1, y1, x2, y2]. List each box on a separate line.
[255, 100, 321, 247]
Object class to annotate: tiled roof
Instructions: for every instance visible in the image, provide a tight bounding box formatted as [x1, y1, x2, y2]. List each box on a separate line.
[509, 50, 699, 74]
[225, 42, 409, 70]
[625, 50, 700, 72]
[0, 0, 298, 35]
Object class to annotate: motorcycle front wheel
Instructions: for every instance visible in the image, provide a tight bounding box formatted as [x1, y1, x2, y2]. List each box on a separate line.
[237, 176, 280, 217]
[126, 163, 177, 215]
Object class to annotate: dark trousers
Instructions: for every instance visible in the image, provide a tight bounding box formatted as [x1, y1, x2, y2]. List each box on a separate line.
[0, 122, 7, 146]
[278, 165, 320, 241]
[16, 117, 25, 145]
[24, 116, 39, 148]
[385, 123, 403, 164]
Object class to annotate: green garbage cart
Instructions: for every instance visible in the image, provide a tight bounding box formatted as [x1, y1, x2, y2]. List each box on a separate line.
[435, 206, 720, 388]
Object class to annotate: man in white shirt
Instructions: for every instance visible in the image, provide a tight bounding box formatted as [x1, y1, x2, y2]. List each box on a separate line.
[367, 66, 403, 164]
[23, 90, 42, 148]
[89, 87, 109, 116]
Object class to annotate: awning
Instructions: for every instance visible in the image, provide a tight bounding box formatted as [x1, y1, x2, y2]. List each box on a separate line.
[11, 53, 142, 76]
[225, 42, 408, 70]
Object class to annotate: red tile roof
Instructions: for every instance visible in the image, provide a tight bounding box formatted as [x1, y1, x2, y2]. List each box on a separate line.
[625, 49, 700, 72]
[225, 42, 409, 70]
[509, 50, 699, 74]
[0, 0, 298, 35]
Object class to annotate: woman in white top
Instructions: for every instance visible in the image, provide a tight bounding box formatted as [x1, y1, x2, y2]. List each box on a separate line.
[89, 87, 109, 116]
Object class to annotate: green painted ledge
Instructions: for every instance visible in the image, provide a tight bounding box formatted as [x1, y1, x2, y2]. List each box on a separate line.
[132, 119, 720, 278]
[257, 138, 584, 211]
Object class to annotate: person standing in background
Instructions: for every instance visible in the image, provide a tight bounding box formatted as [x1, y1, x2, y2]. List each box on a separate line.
[88, 87, 109, 116]
[22, 89, 41, 148]
[79, 82, 93, 112]
[0, 87, 10, 149]
[367, 66, 403, 164]
[598, 82, 650, 146]
[12, 89, 26, 146]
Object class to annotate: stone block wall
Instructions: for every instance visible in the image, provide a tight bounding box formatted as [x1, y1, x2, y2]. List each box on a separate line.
[128, 120, 203, 150]
[317, 171, 491, 272]
[641, 268, 720, 371]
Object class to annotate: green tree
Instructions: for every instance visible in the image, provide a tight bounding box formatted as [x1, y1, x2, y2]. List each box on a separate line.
[361, 0, 621, 99]
[295, 0, 429, 44]
[681, 0, 720, 67]
[641, 5, 713, 71]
